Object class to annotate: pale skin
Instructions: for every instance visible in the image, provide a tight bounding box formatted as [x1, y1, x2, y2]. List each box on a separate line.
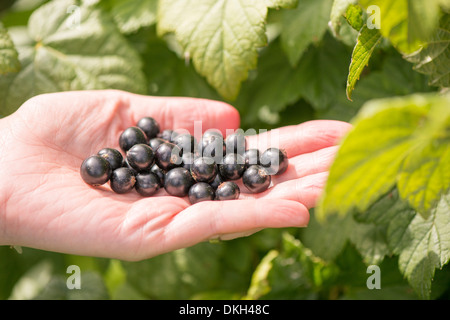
[0, 90, 351, 261]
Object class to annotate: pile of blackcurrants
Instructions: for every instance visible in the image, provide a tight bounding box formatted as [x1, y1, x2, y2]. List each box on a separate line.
[80, 117, 288, 204]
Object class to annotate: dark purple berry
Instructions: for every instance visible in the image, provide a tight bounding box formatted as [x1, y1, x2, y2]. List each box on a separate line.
[135, 172, 161, 197]
[137, 117, 160, 140]
[119, 126, 148, 152]
[209, 172, 224, 190]
[225, 130, 247, 155]
[181, 152, 196, 170]
[158, 129, 178, 142]
[150, 164, 165, 187]
[190, 157, 217, 183]
[164, 167, 195, 197]
[242, 165, 271, 193]
[198, 130, 225, 162]
[218, 153, 245, 180]
[110, 167, 136, 194]
[126, 143, 155, 172]
[243, 149, 260, 169]
[260, 148, 289, 175]
[188, 182, 215, 204]
[98, 148, 123, 171]
[155, 142, 182, 171]
[149, 137, 166, 151]
[215, 181, 240, 200]
[80, 155, 112, 186]
[173, 133, 197, 154]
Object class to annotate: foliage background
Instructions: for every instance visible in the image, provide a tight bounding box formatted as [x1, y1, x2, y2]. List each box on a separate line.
[0, 0, 449, 300]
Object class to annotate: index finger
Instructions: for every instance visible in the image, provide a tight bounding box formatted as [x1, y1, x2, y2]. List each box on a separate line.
[246, 120, 352, 158]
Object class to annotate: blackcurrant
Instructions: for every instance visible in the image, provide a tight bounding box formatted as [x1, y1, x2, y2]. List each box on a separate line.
[150, 164, 165, 187]
[218, 153, 245, 180]
[188, 182, 215, 204]
[137, 117, 160, 140]
[173, 133, 197, 154]
[135, 172, 161, 197]
[198, 130, 225, 163]
[158, 129, 178, 142]
[155, 142, 182, 171]
[215, 181, 240, 200]
[149, 137, 166, 151]
[242, 165, 271, 193]
[119, 126, 148, 152]
[110, 167, 136, 194]
[164, 167, 195, 197]
[225, 130, 247, 155]
[126, 143, 155, 172]
[243, 148, 260, 169]
[190, 157, 217, 183]
[209, 171, 224, 190]
[181, 152, 196, 170]
[80, 155, 112, 186]
[260, 148, 289, 175]
[98, 148, 123, 171]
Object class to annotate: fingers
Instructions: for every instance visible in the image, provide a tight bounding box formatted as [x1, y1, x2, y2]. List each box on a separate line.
[117, 91, 241, 135]
[246, 120, 352, 157]
[240, 172, 329, 209]
[159, 198, 309, 255]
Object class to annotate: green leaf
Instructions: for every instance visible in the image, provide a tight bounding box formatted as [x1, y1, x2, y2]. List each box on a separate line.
[359, 0, 443, 54]
[344, 3, 364, 31]
[157, 0, 298, 100]
[246, 232, 338, 299]
[389, 192, 450, 299]
[346, 25, 382, 100]
[280, 0, 333, 66]
[405, 13, 450, 89]
[397, 101, 450, 218]
[0, 0, 147, 116]
[110, 0, 158, 34]
[244, 250, 279, 300]
[0, 23, 20, 74]
[317, 93, 449, 221]
[329, 0, 357, 36]
[236, 35, 349, 126]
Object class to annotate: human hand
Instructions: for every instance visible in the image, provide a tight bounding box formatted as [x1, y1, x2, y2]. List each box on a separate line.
[0, 90, 351, 261]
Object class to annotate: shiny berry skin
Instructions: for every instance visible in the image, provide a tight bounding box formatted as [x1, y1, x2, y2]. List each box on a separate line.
[137, 117, 160, 140]
[150, 164, 165, 187]
[110, 167, 136, 194]
[209, 172, 224, 190]
[119, 126, 148, 152]
[126, 143, 155, 172]
[158, 129, 178, 142]
[181, 152, 196, 170]
[198, 130, 225, 163]
[80, 155, 112, 186]
[164, 167, 195, 197]
[225, 130, 247, 155]
[149, 137, 166, 151]
[135, 172, 161, 197]
[190, 157, 217, 183]
[243, 149, 260, 169]
[188, 182, 215, 204]
[155, 142, 182, 171]
[260, 148, 289, 175]
[218, 153, 245, 180]
[242, 165, 271, 193]
[215, 181, 240, 200]
[98, 148, 123, 171]
[173, 133, 197, 154]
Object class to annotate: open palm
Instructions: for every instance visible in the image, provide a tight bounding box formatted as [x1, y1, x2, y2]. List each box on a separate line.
[0, 90, 351, 261]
